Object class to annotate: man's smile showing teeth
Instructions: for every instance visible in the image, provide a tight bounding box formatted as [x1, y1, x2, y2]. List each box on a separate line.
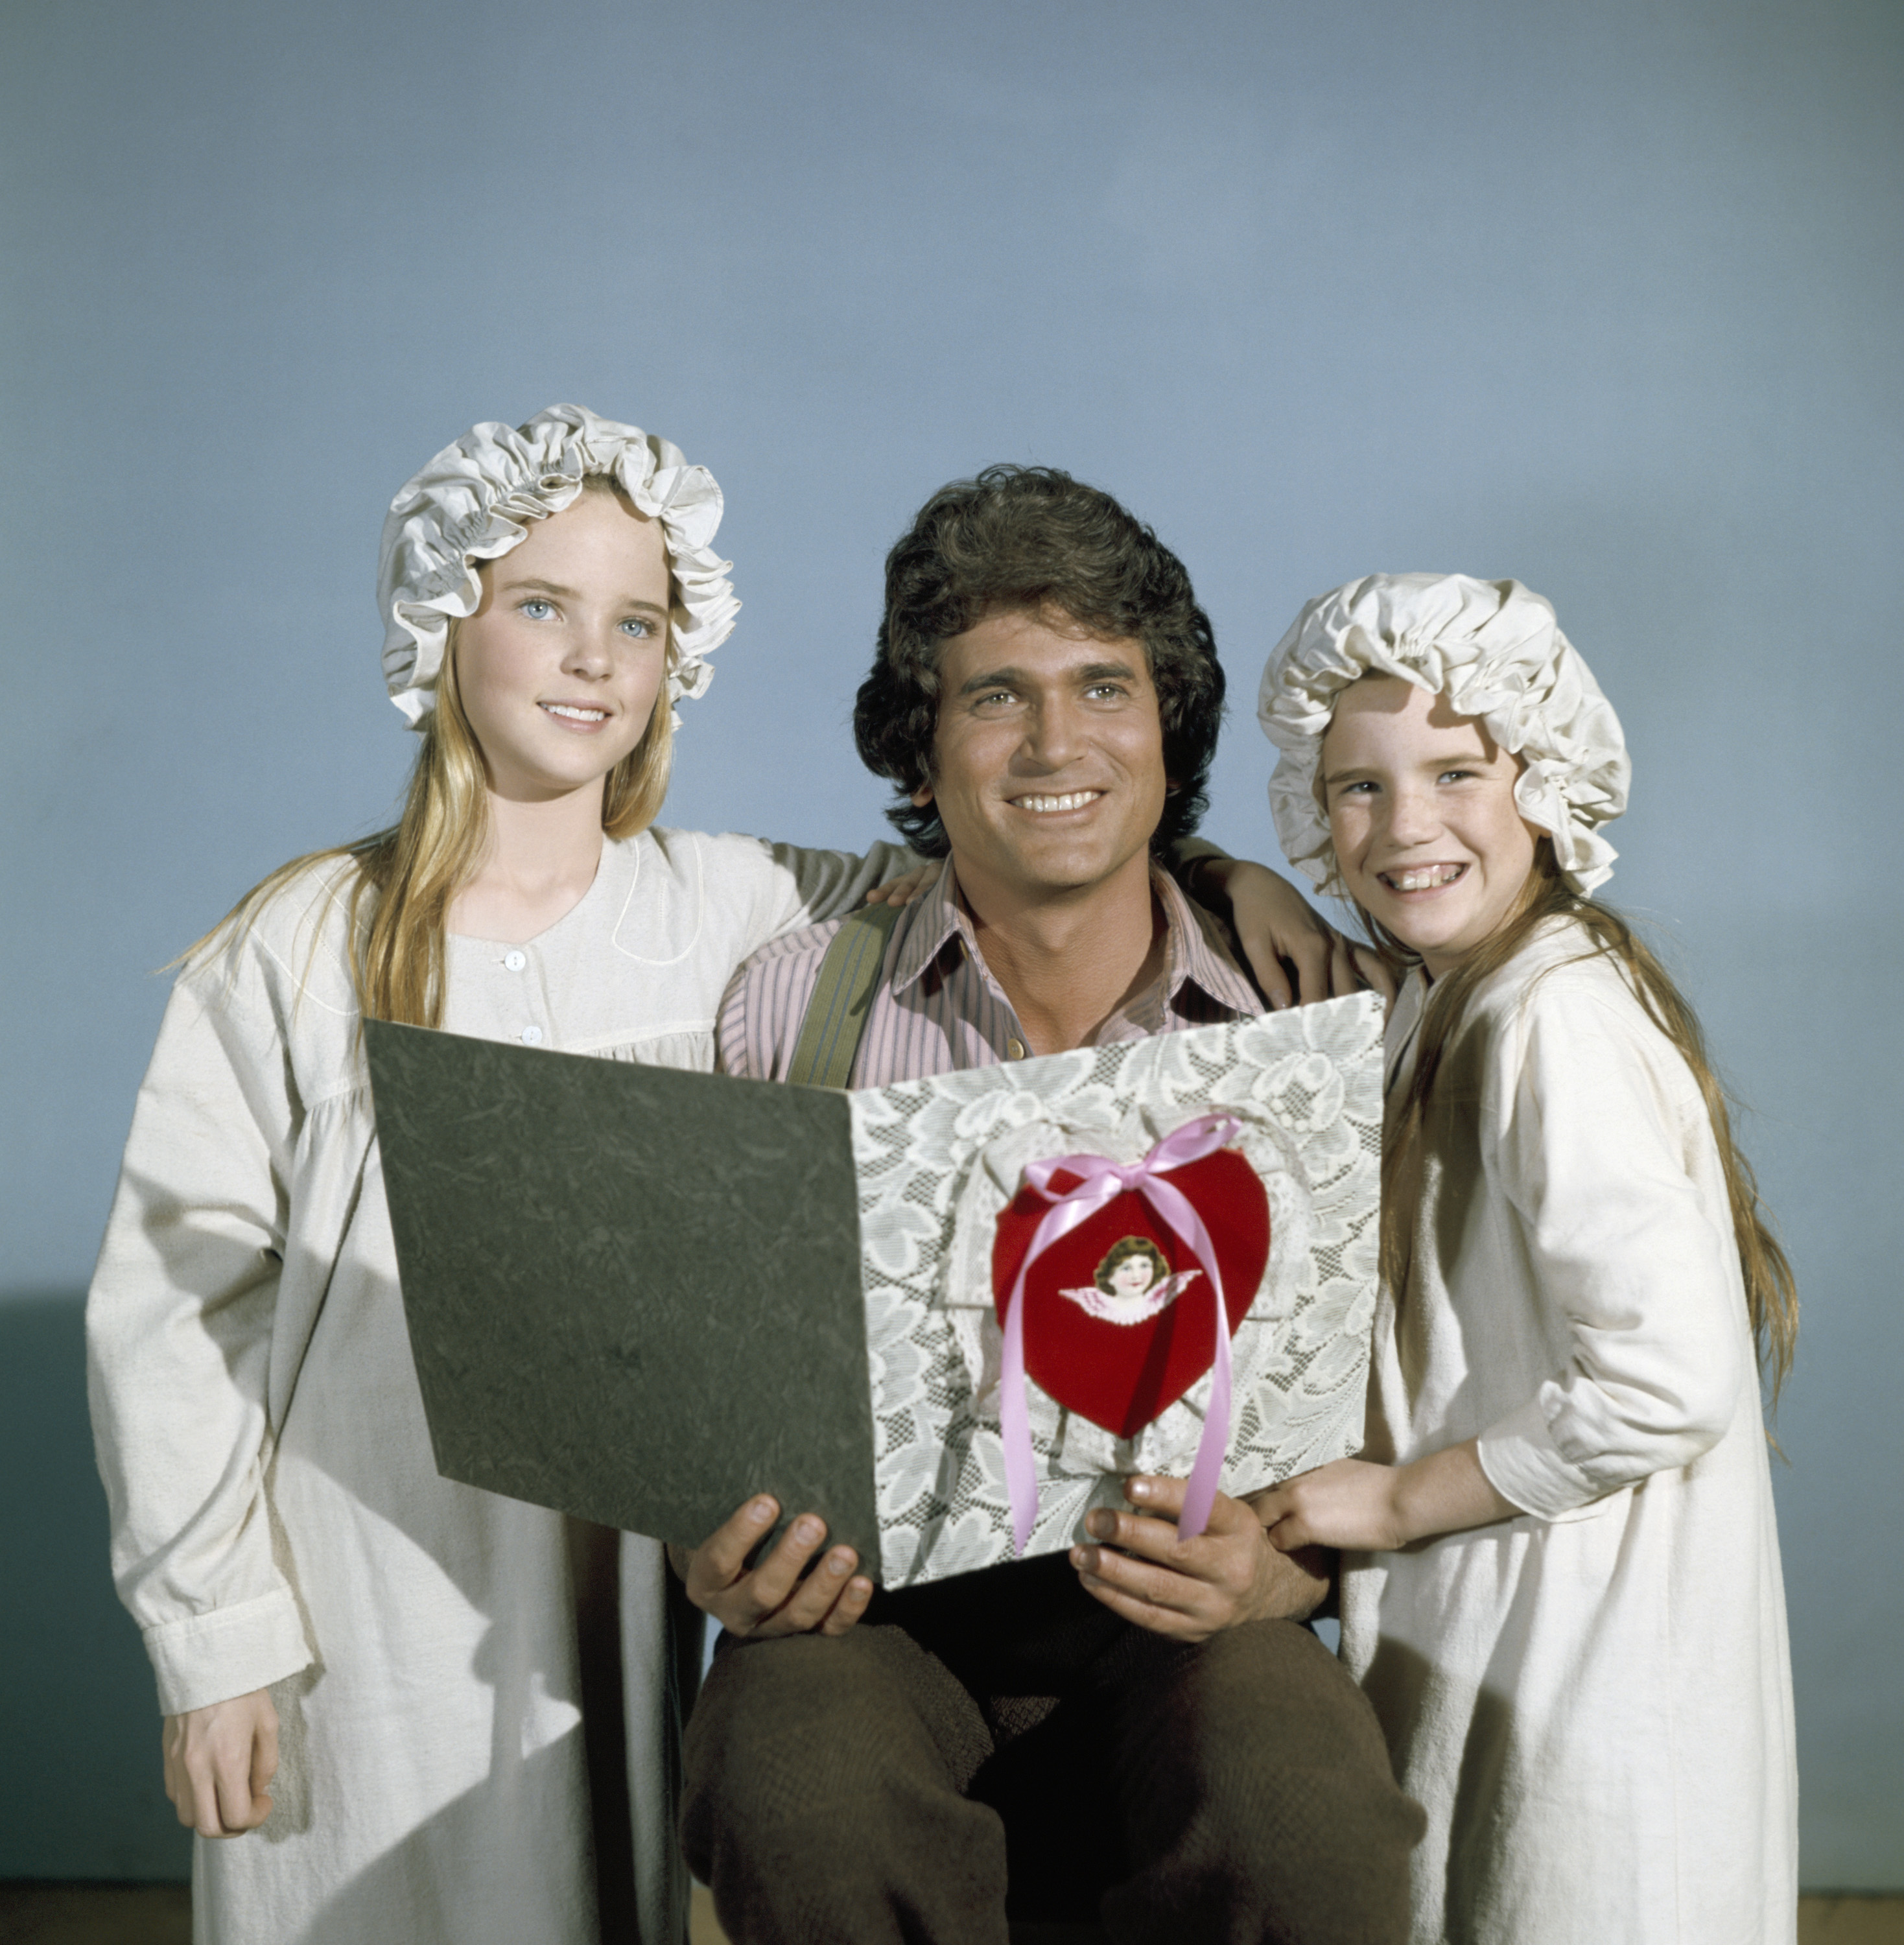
[1012, 790, 1103, 814]
[1380, 864, 1466, 893]
[540, 703, 609, 724]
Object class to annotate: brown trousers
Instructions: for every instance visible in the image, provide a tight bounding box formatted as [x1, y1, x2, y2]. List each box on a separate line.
[679, 1555, 1422, 1945]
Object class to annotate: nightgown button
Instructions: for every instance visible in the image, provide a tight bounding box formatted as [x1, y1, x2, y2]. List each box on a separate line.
[521, 1025, 543, 1044]
[504, 950, 526, 971]
[1006, 1037, 1027, 1059]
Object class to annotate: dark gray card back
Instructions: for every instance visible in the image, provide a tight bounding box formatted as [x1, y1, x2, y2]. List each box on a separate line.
[366, 1020, 880, 1566]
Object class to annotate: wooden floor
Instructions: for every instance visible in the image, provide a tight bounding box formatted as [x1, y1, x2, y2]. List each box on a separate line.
[2, 1881, 1899, 1942]
[1802, 1904, 1904, 1945]
[0, 1885, 193, 1945]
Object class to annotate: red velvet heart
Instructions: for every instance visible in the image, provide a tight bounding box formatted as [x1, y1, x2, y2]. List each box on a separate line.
[991, 1148, 1271, 1439]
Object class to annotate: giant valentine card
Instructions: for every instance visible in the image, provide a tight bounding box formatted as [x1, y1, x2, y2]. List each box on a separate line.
[367, 991, 1383, 1588]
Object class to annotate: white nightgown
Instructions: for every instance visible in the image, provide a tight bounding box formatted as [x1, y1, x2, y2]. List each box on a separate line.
[1339, 920, 1797, 1944]
[87, 827, 906, 1945]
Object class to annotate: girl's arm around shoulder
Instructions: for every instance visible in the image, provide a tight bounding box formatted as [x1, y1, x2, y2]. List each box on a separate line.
[647, 827, 921, 967]
[1475, 954, 1749, 1518]
[1170, 842, 1396, 1009]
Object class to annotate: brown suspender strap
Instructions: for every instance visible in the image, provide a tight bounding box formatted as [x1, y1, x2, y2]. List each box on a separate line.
[783, 901, 902, 1089]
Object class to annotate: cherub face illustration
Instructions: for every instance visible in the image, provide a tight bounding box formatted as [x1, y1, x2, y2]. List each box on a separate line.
[1107, 1250, 1162, 1299]
[1057, 1236, 1200, 1327]
[1097, 1236, 1169, 1299]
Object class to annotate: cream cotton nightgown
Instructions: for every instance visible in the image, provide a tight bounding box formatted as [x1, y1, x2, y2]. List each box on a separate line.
[88, 828, 907, 1945]
[1339, 920, 1797, 1945]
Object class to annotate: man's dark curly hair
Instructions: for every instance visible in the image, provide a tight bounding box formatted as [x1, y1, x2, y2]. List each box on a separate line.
[852, 466, 1225, 857]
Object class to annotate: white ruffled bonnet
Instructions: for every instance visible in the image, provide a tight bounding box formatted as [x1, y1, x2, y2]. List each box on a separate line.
[377, 403, 740, 727]
[1256, 572, 1630, 896]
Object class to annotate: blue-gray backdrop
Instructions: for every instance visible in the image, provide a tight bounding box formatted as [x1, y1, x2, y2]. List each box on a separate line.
[3, 0, 1899, 1891]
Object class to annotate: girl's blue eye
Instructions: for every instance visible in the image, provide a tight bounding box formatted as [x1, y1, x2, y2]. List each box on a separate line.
[620, 617, 652, 638]
[520, 598, 554, 620]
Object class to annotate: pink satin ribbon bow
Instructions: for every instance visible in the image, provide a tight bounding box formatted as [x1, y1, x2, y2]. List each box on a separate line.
[998, 1113, 1244, 1554]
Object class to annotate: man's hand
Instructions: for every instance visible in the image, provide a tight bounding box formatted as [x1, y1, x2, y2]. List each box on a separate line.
[668, 1495, 874, 1639]
[1068, 1475, 1331, 1643]
[163, 1688, 278, 1838]
[1195, 857, 1396, 1011]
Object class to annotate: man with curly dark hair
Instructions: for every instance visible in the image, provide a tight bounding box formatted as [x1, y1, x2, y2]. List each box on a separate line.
[672, 467, 1419, 1945]
[854, 465, 1226, 859]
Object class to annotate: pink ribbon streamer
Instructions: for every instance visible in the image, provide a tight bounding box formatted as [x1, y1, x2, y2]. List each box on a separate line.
[998, 1113, 1244, 1555]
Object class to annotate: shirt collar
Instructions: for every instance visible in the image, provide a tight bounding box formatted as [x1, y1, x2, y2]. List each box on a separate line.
[888, 855, 1260, 1022]
[889, 858, 980, 995]
[1152, 869, 1263, 1019]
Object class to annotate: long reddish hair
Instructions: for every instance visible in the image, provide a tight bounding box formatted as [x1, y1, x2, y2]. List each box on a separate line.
[1366, 843, 1797, 1402]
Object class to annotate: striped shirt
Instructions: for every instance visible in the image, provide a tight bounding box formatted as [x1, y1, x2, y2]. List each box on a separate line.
[716, 858, 1263, 1085]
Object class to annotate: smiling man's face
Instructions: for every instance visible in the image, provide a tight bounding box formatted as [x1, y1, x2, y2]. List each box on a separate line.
[913, 606, 1169, 917]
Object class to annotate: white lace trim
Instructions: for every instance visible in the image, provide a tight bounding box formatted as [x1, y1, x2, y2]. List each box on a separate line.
[849, 993, 1385, 1586]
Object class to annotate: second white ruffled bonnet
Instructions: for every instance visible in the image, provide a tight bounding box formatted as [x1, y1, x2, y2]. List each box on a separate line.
[1256, 572, 1630, 896]
[377, 403, 740, 727]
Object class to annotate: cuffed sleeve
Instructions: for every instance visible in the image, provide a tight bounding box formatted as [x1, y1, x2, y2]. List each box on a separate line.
[1474, 975, 1745, 1520]
[143, 1589, 314, 1716]
[87, 954, 316, 1714]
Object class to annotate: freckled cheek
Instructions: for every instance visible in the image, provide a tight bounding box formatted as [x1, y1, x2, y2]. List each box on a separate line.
[456, 665, 512, 735]
[460, 631, 541, 707]
[1328, 812, 1369, 874]
[624, 655, 666, 711]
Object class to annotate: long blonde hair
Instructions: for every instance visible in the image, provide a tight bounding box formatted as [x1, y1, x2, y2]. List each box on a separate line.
[187, 480, 676, 1026]
[1367, 843, 1798, 1404]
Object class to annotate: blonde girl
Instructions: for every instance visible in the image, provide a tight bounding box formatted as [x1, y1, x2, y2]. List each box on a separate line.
[1253, 574, 1798, 1945]
[84, 406, 946, 1945]
[87, 407, 1342, 1945]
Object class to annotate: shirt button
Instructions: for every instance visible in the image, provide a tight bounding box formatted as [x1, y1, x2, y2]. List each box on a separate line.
[1006, 1037, 1027, 1060]
[521, 1026, 543, 1045]
[504, 950, 527, 971]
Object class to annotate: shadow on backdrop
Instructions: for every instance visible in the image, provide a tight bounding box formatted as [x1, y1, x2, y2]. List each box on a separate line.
[0, 1293, 190, 1880]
